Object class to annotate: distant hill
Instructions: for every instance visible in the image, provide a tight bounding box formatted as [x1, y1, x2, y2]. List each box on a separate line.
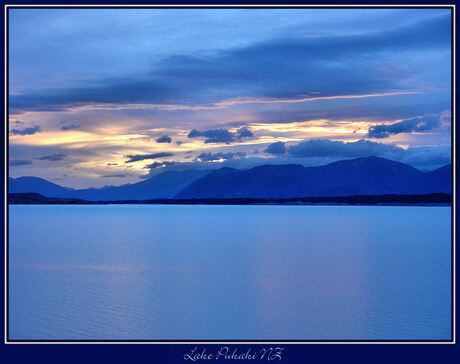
[8, 176, 75, 197]
[9, 169, 211, 201]
[418, 164, 452, 194]
[73, 169, 211, 200]
[9, 157, 452, 201]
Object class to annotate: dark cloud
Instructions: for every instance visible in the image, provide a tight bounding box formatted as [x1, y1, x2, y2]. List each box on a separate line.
[152, 14, 450, 101]
[60, 123, 81, 131]
[288, 139, 402, 158]
[144, 161, 176, 169]
[188, 127, 253, 144]
[101, 173, 130, 178]
[124, 152, 174, 163]
[156, 135, 172, 143]
[196, 152, 246, 161]
[9, 159, 33, 166]
[368, 114, 441, 138]
[35, 153, 66, 161]
[107, 163, 118, 166]
[10, 14, 449, 112]
[188, 128, 234, 144]
[10, 125, 41, 136]
[236, 126, 254, 138]
[10, 77, 175, 111]
[265, 141, 287, 155]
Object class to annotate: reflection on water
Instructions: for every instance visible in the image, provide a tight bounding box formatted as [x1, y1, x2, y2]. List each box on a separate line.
[9, 205, 451, 340]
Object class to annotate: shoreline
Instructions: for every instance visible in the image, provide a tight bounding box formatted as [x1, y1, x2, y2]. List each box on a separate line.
[8, 192, 452, 207]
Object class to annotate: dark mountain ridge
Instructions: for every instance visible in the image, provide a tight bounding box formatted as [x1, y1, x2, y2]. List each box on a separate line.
[9, 156, 452, 201]
[176, 156, 451, 199]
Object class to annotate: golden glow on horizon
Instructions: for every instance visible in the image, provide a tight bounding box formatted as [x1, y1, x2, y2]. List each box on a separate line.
[9, 109, 436, 174]
[9, 120, 417, 158]
[9, 90, 436, 166]
[102, 134, 147, 141]
[10, 131, 102, 145]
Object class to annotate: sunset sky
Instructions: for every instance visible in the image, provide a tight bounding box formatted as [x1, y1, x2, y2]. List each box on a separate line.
[8, 8, 452, 188]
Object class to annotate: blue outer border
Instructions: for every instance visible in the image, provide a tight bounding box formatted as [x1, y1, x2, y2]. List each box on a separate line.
[0, 1, 457, 362]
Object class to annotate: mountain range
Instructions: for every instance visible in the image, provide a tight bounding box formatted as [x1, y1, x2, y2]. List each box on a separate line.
[8, 156, 452, 201]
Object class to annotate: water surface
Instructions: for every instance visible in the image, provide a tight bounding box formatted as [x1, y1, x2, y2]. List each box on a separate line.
[9, 205, 451, 340]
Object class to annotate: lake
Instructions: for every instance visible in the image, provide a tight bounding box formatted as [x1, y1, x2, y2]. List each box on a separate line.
[8, 205, 451, 341]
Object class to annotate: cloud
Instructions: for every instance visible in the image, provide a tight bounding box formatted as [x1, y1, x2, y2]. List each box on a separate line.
[188, 128, 234, 144]
[10, 125, 41, 136]
[143, 161, 176, 169]
[10, 13, 450, 112]
[10, 77, 175, 112]
[368, 114, 441, 138]
[188, 127, 253, 144]
[101, 173, 130, 178]
[264, 141, 287, 155]
[400, 145, 451, 170]
[35, 153, 66, 161]
[288, 139, 403, 158]
[196, 152, 246, 161]
[60, 123, 81, 131]
[9, 159, 33, 166]
[236, 126, 254, 138]
[124, 152, 174, 163]
[156, 135, 172, 143]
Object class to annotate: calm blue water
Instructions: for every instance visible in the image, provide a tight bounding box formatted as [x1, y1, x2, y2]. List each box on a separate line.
[9, 205, 451, 340]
